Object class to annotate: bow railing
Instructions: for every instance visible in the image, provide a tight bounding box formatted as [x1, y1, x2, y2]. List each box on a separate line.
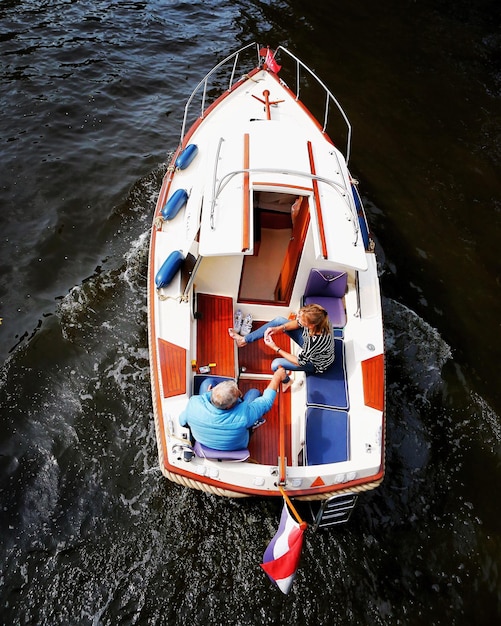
[179, 42, 352, 163]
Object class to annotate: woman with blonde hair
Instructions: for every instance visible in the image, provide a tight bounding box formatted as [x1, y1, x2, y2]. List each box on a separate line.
[229, 304, 334, 386]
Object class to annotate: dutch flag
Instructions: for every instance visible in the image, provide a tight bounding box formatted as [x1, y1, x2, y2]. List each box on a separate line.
[261, 502, 307, 594]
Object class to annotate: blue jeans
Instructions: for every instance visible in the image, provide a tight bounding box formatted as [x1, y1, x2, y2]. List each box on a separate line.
[244, 316, 314, 381]
[244, 316, 302, 344]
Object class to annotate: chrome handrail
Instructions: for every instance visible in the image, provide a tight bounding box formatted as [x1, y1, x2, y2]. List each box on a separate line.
[274, 45, 352, 163]
[211, 167, 360, 245]
[179, 42, 260, 144]
[179, 43, 352, 163]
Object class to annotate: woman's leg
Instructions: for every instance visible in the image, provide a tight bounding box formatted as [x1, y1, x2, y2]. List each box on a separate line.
[271, 357, 315, 382]
[286, 327, 304, 347]
[238, 316, 289, 345]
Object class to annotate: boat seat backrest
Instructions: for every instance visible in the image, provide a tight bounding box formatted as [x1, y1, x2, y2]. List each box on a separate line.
[304, 268, 348, 298]
[302, 269, 347, 327]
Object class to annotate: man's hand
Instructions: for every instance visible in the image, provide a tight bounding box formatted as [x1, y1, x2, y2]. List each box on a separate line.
[267, 366, 287, 391]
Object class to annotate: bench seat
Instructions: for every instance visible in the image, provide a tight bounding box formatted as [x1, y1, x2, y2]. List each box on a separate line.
[306, 337, 348, 410]
[302, 268, 348, 328]
[305, 407, 349, 464]
[304, 333, 350, 465]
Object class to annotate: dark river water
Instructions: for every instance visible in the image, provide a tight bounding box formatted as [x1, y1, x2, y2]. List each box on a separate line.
[1, 1, 500, 624]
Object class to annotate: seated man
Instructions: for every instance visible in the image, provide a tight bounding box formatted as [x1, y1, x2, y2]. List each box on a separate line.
[179, 368, 286, 451]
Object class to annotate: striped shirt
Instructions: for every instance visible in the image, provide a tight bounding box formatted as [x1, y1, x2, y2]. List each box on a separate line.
[297, 325, 335, 373]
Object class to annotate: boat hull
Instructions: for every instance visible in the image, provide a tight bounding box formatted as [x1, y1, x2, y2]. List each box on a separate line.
[147, 44, 385, 502]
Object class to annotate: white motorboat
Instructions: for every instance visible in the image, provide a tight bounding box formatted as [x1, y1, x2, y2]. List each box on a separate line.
[147, 43, 385, 526]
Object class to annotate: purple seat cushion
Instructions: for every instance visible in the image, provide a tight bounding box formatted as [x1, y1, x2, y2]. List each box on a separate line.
[304, 269, 347, 298]
[303, 295, 346, 327]
[303, 269, 347, 327]
[193, 441, 249, 462]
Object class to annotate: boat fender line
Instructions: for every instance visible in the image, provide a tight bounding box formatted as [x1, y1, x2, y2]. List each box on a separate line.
[155, 250, 185, 290]
[175, 143, 198, 170]
[160, 188, 189, 221]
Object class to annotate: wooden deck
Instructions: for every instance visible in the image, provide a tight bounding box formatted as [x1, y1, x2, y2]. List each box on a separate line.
[236, 321, 291, 374]
[240, 378, 291, 466]
[237, 321, 293, 466]
[196, 306, 293, 466]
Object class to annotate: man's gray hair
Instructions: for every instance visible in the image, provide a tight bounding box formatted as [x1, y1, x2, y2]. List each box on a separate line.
[211, 380, 240, 409]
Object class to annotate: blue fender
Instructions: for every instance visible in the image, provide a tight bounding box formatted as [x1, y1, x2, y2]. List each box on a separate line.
[155, 250, 184, 289]
[161, 188, 188, 220]
[175, 144, 198, 170]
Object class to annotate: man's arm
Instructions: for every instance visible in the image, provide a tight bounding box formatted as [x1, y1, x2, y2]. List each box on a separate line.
[244, 368, 287, 427]
[265, 367, 287, 391]
[179, 407, 188, 426]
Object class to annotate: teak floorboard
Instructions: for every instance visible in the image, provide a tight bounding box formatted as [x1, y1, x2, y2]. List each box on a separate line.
[237, 321, 292, 375]
[237, 322, 293, 465]
[196, 309, 293, 465]
[239, 378, 292, 466]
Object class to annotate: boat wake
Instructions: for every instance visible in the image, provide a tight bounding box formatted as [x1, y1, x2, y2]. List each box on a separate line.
[1, 179, 500, 625]
[383, 296, 452, 400]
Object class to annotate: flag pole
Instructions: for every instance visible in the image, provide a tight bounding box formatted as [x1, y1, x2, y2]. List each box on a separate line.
[278, 388, 287, 485]
[278, 485, 307, 528]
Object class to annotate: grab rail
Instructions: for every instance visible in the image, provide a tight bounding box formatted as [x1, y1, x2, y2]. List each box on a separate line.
[179, 42, 352, 163]
[274, 45, 352, 163]
[211, 167, 360, 245]
[179, 42, 260, 145]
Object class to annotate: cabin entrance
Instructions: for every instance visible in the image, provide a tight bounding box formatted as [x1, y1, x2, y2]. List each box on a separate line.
[238, 191, 310, 304]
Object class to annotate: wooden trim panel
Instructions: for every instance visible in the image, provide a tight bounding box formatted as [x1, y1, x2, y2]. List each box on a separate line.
[361, 353, 385, 410]
[158, 339, 187, 398]
[242, 133, 250, 251]
[307, 140, 328, 259]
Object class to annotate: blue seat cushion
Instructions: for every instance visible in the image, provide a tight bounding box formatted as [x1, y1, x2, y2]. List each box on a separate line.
[306, 407, 349, 465]
[306, 338, 348, 410]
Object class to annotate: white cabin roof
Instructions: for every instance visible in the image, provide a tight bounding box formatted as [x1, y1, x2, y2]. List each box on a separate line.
[193, 79, 367, 270]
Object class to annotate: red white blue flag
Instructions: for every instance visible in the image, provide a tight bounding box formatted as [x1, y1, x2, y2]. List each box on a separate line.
[265, 48, 282, 73]
[261, 502, 307, 594]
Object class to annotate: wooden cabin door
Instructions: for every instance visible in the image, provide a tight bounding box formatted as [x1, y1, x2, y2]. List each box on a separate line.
[274, 196, 310, 303]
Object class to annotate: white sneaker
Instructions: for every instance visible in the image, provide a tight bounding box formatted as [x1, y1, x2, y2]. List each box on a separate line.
[251, 417, 266, 431]
[240, 313, 253, 336]
[233, 309, 243, 333]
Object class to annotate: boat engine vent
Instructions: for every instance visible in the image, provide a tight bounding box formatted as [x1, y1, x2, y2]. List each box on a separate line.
[311, 493, 358, 530]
